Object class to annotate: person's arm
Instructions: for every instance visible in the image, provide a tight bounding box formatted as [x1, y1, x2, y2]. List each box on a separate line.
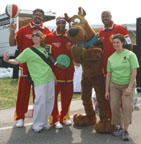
[94, 35, 103, 50]
[3, 52, 19, 65]
[125, 68, 137, 96]
[48, 55, 66, 70]
[105, 72, 111, 100]
[124, 44, 133, 51]
[118, 25, 133, 51]
[9, 20, 17, 46]
[45, 36, 66, 70]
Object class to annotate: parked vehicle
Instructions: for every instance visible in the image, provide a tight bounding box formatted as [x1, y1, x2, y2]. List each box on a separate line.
[0, 9, 56, 66]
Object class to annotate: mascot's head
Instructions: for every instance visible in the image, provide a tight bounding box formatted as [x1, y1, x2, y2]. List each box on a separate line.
[64, 7, 95, 44]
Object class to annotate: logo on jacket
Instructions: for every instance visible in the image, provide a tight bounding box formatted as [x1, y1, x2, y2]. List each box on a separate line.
[122, 56, 127, 63]
[25, 34, 32, 39]
[52, 42, 61, 48]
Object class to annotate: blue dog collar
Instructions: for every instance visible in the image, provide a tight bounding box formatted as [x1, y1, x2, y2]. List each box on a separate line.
[76, 34, 98, 48]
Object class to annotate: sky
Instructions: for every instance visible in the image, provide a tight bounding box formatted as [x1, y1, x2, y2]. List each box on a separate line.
[1, 0, 141, 26]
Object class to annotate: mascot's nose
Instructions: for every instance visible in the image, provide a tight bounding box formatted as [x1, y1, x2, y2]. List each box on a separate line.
[68, 27, 79, 37]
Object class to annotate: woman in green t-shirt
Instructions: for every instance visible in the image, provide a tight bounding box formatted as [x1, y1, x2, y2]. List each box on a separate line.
[3, 30, 55, 133]
[105, 34, 139, 141]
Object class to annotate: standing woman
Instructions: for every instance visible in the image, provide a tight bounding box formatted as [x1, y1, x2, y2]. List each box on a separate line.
[4, 30, 55, 132]
[105, 34, 139, 141]
[9, 9, 51, 127]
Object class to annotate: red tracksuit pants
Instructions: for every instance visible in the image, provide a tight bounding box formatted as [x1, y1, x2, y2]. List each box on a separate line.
[14, 76, 35, 120]
[50, 82, 73, 124]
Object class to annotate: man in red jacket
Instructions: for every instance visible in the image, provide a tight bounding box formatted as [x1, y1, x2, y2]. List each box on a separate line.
[99, 11, 132, 75]
[45, 17, 74, 129]
[9, 8, 50, 127]
[99, 11, 132, 136]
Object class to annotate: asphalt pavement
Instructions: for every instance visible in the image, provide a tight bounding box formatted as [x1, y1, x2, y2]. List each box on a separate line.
[0, 93, 141, 144]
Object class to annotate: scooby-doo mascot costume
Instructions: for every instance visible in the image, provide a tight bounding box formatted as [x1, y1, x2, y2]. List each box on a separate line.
[64, 7, 115, 133]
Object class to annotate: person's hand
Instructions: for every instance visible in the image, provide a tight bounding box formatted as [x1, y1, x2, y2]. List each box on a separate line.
[125, 88, 132, 96]
[56, 63, 66, 70]
[10, 20, 16, 32]
[105, 91, 110, 100]
[66, 42, 72, 51]
[3, 52, 9, 62]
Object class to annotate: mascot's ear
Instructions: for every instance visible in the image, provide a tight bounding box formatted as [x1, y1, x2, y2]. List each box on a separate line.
[78, 7, 86, 17]
[64, 13, 71, 23]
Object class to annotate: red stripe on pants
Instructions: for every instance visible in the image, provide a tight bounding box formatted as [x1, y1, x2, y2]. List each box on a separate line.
[51, 82, 73, 124]
[15, 76, 35, 120]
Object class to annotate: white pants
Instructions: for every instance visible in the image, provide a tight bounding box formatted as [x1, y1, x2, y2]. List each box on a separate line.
[32, 80, 55, 130]
[73, 66, 82, 92]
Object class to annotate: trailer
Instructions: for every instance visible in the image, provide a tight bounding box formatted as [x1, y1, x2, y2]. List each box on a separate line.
[0, 9, 56, 66]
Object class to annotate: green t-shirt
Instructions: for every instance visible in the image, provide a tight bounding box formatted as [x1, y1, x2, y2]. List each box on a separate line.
[107, 49, 139, 85]
[16, 47, 54, 86]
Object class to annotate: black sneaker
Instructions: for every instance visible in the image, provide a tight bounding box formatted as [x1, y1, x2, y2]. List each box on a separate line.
[113, 128, 123, 136]
[122, 130, 129, 141]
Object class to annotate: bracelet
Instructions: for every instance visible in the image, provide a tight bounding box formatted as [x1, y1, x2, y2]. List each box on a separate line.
[128, 87, 132, 90]
[53, 61, 58, 66]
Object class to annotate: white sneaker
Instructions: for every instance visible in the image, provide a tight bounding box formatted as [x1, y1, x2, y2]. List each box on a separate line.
[54, 121, 63, 129]
[33, 128, 43, 133]
[16, 119, 24, 127]
[64, 119, 72, 126]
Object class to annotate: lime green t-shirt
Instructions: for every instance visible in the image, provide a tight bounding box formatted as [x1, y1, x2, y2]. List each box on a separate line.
[16, 47, 54, 86]
[107, 49, 139, 85]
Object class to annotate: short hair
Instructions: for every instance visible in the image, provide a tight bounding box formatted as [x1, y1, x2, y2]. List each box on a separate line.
[112, 34, 126, 44]
[33, 8, 44, 17]
[102, 11, 111, 16]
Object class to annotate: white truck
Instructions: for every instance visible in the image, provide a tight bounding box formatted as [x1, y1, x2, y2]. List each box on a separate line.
[0, 9, 56, 66]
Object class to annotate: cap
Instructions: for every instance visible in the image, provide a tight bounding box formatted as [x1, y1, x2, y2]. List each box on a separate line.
[56, 17, 66, 23]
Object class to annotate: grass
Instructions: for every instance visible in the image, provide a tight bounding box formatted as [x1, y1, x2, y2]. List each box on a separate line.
[0, 78, 18, 110]
[0, 78, 81, 110]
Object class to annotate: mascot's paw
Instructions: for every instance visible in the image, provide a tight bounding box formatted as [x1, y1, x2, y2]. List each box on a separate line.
[73, 113, 96, 126]
[72, 45, 83, 55]
[94, 120, 115, 133]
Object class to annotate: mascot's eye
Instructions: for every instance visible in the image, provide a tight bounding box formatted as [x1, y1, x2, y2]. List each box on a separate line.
[74, 18, 80, 24]
[70, 21, 74, 26]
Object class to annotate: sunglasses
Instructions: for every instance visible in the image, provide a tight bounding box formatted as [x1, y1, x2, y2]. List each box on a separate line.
[32, 33, 40, 37]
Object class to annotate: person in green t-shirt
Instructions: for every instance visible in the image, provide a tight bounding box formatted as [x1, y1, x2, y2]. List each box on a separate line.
[105, 34, 139, 141]
[3, 30, 55, 133]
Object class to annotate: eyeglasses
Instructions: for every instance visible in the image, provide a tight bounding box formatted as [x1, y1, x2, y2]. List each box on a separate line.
[32, 33, 40, 37]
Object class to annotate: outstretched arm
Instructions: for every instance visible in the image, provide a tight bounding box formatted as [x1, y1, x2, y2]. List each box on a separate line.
[9, 20, 17, 46]
[3, 52, 19, 65]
